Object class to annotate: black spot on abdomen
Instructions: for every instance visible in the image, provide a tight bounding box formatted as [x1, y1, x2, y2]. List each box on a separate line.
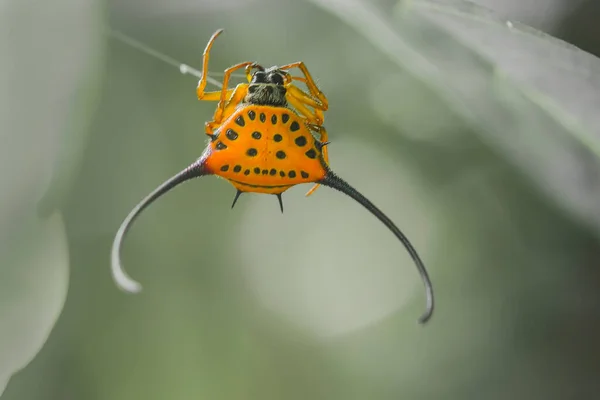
[226, 129, 238, 140]
[294, 136, 307, 147]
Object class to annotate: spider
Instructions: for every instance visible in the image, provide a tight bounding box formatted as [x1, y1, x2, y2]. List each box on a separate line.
[110, 29, 434, 324]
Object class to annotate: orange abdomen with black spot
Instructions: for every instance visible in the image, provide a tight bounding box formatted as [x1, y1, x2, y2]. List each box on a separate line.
[204, 105, 326, 195]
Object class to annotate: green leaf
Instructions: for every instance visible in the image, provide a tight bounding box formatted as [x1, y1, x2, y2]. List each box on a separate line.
[307, 0, 600, 235]
[0, 213, 69, 395]
[0, 0, 104, 395]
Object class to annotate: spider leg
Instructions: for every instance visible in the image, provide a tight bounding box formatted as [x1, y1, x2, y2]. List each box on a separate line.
[279, 61, 329, 111]
[202, 62, 254, 128]
[205, 83, 249, 134]
[285, 92, 330, 197]
[286, 85, 325, 125]
[304, 124, 329, 197]
[196, 29, 227, 102]
[196, 29, 255, 134]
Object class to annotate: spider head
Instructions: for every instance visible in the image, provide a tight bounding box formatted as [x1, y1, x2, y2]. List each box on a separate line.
[246, 65, 289, 106]
[250, 65, 289, 85]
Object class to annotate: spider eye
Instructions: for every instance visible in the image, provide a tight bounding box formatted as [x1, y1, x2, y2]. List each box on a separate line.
[267, 72, 284, 85]
[252, 71, 267, 83]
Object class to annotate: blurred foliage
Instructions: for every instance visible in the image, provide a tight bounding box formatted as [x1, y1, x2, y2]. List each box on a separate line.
[2, 0, 600, 399]
[0, 0, 102, 395]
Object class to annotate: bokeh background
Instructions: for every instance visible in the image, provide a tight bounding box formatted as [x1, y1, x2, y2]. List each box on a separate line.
[2, 0, 600, 399]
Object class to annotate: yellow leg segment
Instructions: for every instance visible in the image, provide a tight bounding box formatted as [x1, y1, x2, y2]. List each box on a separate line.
[279, 61, 329, 110]
[304, 124, 329, 197]
[196, 29, 224, 100]
[205, 84, 249, 133]
[286, 94, 324, 126]
[286, 85, 325, 124]
[195, 29, 255, 137]
[282, 63, 330, 197]
[201, 61, 254, 135]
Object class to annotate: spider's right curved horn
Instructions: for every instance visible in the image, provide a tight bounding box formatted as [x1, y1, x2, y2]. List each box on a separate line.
[318, 170, 434, 324]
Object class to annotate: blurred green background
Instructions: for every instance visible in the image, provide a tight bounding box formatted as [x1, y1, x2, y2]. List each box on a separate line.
[2, 0, 600, 399]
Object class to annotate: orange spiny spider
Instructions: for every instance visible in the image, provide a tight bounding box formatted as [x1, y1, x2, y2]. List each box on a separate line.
[110, 29, 434, 324]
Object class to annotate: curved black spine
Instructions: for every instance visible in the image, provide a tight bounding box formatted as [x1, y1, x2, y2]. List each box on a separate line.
[318, 170, 434, 324]
[111, 160, 209, 293]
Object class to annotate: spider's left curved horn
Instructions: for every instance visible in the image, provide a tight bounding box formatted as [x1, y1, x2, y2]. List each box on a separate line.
[111, 160, 210, 293]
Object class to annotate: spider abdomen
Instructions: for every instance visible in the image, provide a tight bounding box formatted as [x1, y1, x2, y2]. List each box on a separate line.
[204, 104, 326, 195]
